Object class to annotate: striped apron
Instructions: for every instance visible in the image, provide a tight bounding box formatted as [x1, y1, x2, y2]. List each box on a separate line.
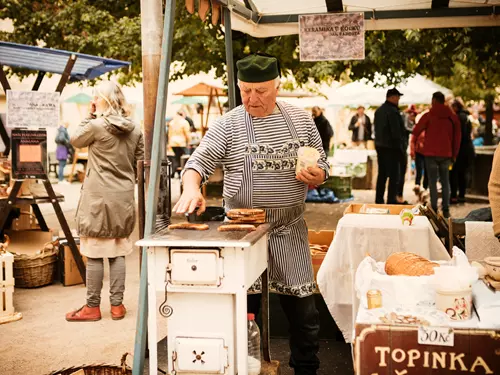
[224, 102, 316, 297]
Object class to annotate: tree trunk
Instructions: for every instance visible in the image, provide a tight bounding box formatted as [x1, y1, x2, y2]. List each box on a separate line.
[484, 94, 494, 146]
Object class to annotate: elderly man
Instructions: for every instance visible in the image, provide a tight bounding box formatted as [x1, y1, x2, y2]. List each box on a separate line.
[174, 55, 329, 375]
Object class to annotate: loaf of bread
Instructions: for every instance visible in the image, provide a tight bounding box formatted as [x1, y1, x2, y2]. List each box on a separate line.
[218, 224, 256, 232]
[168, 223, 209, 231]
[385, 252, 439, 276]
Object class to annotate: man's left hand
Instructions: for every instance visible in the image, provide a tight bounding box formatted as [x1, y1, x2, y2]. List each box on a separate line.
[296, 166, 326, 186]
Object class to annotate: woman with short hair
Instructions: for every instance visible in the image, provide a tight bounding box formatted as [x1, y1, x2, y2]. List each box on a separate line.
[66, 81, 144, 322]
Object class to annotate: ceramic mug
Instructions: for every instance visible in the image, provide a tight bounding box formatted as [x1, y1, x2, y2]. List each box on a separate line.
[436, 288, 472, 321]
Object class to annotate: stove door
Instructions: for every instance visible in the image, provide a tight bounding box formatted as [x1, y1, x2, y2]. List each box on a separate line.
[170, 249, 221, 286]
[174, 337, 228, 374]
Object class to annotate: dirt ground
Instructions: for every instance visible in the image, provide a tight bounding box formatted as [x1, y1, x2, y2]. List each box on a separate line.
[0, 179, 488, 375]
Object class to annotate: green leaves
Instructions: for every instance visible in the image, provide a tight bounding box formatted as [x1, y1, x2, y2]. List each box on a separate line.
[1, 0, 499, 97]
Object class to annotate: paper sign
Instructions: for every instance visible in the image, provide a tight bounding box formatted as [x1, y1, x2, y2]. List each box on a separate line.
[299, 13, 365, 61]
[7, 91, 60, 128]
[418, 326, 454, 347]
[11, 129, 48, 179]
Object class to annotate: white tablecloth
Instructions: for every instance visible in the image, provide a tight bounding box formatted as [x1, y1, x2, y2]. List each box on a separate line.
[317, 214, 451, 342]
[331, 149, 377, 165]
[465, 221, 500, 261]
[355, 281, 500, 330]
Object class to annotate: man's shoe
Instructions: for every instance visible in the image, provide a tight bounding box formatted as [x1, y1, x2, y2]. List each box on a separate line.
[458, 197, 466, 203]
[66, 305, 101, 322]
[111, 304, 126, 320]
[443, 210, 451, 219]
[450, 198, 458, 205]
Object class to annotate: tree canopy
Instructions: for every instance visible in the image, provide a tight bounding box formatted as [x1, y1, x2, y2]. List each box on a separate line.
[1, 0, 499, 97]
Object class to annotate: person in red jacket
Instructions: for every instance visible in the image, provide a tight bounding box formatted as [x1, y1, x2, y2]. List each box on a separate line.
[412, 92, 461, 218]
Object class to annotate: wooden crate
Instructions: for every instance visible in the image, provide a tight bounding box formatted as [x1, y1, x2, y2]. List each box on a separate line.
[354, 323, 500, 375]
[344, 203, 419, 216]
[0, 251, 22, 324]
[309, 230, 335, 287]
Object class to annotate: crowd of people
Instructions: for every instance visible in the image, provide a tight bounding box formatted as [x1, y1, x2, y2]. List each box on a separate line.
[353, 89, 477, 218]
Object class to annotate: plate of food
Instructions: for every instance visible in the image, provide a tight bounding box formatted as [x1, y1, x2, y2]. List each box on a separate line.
[364, 307, 450, 327]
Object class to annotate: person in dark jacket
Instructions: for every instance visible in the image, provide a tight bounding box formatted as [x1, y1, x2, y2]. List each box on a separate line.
[413, 92, 461, 218]
[374, 88, 405, 204]
[348, 106, 372, 147]
[450, 99, 474, 204]
[312, 106, 333, 154]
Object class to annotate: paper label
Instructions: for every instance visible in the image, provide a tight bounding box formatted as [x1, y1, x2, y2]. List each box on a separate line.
[418, 326, 454, 347]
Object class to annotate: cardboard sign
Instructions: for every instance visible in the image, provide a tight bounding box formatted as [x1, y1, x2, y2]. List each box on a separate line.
[299, 13, 365, 61]
[355, 323, 500, 375]
[7, 90, 59, 128]
[11, 129, 48, 179]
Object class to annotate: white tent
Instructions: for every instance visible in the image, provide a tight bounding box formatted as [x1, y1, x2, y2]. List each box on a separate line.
[326, 74, 452, 107]
[222, 0, 500, 38]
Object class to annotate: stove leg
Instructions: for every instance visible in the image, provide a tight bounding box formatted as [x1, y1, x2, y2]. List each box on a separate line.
[236, 289, 248, 375]
[147, 248, 158, 375]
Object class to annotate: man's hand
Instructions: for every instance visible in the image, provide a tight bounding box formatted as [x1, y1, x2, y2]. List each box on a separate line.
[296, 166, 326, 186]
[173, 187, 206, 215]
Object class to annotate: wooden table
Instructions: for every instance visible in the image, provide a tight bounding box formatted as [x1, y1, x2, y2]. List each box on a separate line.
[0, 183, 64, 231]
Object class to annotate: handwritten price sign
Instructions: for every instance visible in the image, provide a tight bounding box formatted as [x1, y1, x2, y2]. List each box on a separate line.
[418, 326, 454, 347]
[7, 90, 60, 128]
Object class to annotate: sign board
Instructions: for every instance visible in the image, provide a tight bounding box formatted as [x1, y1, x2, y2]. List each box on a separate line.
[11, 129, 48, 179]
[7, 91, 60, 128]
[299, 13, 365, 62]
[355, 323, 500, 375]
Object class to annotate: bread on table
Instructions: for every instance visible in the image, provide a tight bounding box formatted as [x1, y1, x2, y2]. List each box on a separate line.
[385, 252, 439, 276]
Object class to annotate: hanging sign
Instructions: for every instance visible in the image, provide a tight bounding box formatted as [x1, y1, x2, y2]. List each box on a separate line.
[11, 129, 48, 179]
[7, 91, 60, 128]
[299, 13, 365, 62]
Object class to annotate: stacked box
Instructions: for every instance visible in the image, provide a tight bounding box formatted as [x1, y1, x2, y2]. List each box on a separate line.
[0, 251, 15, 317]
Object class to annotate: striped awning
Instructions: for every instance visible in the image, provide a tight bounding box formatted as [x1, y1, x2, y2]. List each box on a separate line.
[0, 41, 131, 81]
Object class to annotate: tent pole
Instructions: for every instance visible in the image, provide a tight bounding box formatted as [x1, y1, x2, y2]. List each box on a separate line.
[216, 94, 224, 115]
[224, 7, 236, 110]
[204, 89, 214, 137]
[133, 0, 177, 373]
[140, 0, 163, 163]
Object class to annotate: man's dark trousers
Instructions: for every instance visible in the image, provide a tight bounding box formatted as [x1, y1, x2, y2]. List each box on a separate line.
[248, 293, 320, 375]
[376, 147, 401, 204]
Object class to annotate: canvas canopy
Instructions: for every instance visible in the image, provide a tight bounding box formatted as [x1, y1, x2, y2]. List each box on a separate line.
[327, 74, 452, 107]
[212, 0, 500, 38]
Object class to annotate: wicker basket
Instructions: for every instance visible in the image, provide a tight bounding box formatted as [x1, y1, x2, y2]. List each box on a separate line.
[12, 240, 59, 288]
[48, 353, 132, 375]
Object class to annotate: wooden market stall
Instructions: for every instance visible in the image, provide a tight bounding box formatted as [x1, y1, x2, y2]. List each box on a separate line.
[133, 1, 500, 375]
[0, 41, 130, 289]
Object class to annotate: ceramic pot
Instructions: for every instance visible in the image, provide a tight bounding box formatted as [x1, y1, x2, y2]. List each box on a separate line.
[436, 288, 472, 321]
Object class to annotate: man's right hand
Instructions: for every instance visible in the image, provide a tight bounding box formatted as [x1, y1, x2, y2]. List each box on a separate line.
[173, 187, 206, 215]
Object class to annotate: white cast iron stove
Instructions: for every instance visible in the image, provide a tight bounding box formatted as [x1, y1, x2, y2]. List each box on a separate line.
[137, 222, 271, 375]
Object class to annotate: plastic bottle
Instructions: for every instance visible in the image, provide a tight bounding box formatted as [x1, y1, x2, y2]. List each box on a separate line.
[247, 313, 261, 375]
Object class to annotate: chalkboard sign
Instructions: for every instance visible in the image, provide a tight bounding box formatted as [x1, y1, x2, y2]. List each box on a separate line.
[6, 91, 60, 128]
[11, 129, 48, 179]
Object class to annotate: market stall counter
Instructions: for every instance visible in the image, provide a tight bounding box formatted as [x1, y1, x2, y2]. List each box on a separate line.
[317, 213, 451, 342]
[354, 278, 500, 375]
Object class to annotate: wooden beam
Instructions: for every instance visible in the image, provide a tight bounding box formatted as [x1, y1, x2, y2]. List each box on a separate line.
[325, 0, 343, 12]
[32, 71, 46, 91]
[0, 115, 10, 157]
[0, 65, 11, 93]
[55, 55, 77, 93]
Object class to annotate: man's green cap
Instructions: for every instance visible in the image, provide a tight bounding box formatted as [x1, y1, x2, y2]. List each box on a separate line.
[237, 55, 279, 83]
